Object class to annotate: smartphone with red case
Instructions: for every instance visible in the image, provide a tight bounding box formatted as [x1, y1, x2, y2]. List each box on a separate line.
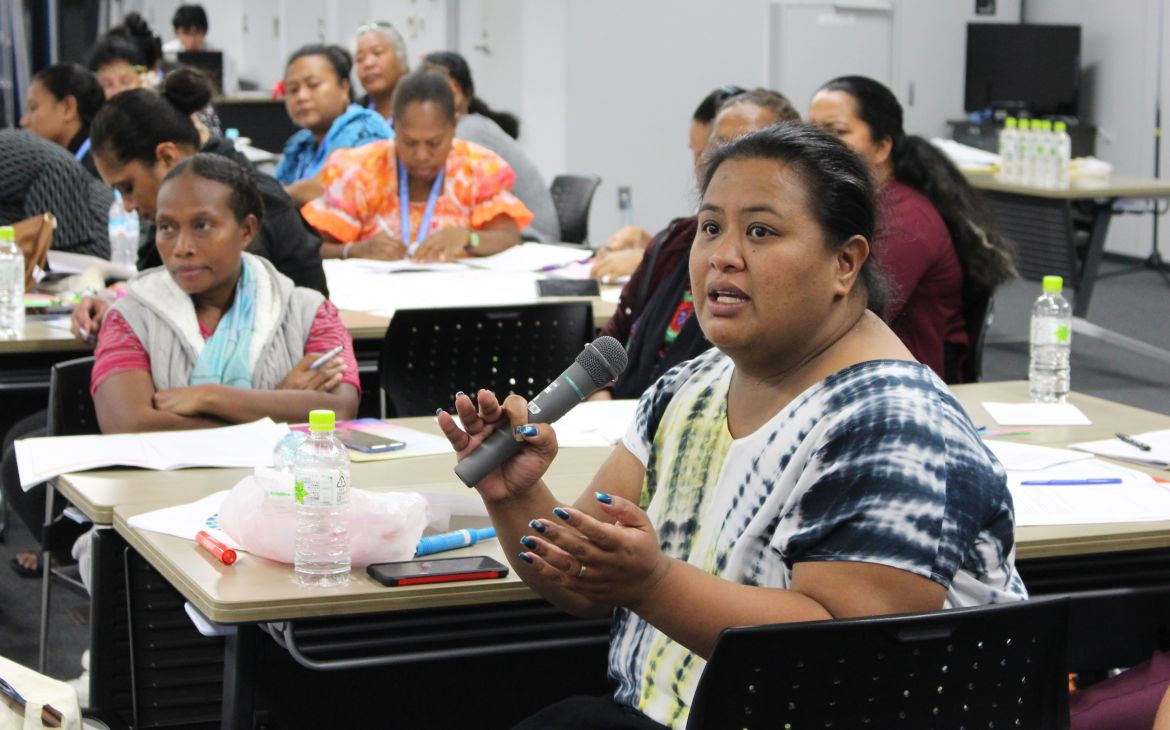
[366, 555, 509, 586]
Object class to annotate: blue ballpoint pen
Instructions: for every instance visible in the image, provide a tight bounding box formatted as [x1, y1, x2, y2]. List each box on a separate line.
[1018, 478, 1123, 485]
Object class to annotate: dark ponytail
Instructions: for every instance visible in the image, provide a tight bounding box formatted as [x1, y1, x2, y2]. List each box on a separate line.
[32, 63, 105, 128]
[819, 76, 1017, 290]
[116, 12, 163, 69]
[423, 51, 521, 139]
[90, 68, 210, 166]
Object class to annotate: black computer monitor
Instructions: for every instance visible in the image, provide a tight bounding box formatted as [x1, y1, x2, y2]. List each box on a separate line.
[177, 50, 224, 95]
[214, 99, 299, 154]
[964, 23, 1081, 116]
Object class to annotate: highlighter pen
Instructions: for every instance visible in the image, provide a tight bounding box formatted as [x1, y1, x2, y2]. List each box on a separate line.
[196, 530, 237, 565]
[309, 345, 345, 371]
[415, 527, 497, 557]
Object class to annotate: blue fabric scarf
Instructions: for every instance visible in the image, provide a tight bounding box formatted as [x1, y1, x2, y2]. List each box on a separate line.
[190, 257, 257, 387]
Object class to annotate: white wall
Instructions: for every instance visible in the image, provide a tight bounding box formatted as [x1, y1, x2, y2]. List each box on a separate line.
[1026, 0, 1165, 259]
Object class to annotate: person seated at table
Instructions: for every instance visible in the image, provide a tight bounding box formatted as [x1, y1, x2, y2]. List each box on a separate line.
[808, 75, 1016, 383]
[596, 88, 801, 400]
[302, 69, 532, 262]
[91, 153, 359, 433]
[590, 85, 744, 283]
[0, 129, 113, 258]
[353, 21, 410, 124]
[162, 4, 240, 96]
[20, 63, 106, 179]
[438, 123, 1026, 729]
[89, 13, 163, 99]
[422, 51, 559, 243]
[274, 44, 392, 206]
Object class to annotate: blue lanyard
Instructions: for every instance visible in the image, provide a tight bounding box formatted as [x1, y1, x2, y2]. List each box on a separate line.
[74, 137, 91, 161]
[398, 159, 445, 256]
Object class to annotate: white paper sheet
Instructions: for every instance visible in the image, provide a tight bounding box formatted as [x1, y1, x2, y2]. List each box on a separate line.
[14, 418, 289, 490]
[550, 400, 639, 448]
[982, 439, 1096, 471]
[1070, 429, 1170, 469]
[981, 401, 1092, 426]
[127, 490, 240, 549]
[1007, 459, 1170, 525]
[460, 244, 592, 273]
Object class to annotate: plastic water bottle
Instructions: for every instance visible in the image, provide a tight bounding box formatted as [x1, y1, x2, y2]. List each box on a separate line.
[294, 410, 351, 586]
[997, 117, 1019, 183]
[1014, 118, 1032, 185]
[108, 191, 139, 268]
[273, 430, 308, 473]
[1029, 275, 1072, 403]
[1053, 121, 1072, 188]
[0, 226, 24, 339]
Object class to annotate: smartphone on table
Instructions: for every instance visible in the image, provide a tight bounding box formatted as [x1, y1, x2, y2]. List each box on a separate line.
[366, 555, 510, 586]
[334, 428, 406, 454]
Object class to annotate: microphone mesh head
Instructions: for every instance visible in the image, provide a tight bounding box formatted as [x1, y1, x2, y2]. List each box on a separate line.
[575, 336, 629, 388]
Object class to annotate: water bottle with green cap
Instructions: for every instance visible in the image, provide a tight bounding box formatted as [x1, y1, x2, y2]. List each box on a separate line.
[1029, 275, 1072, 402]
[293, 409, 351, 585]
[0, 226, 24, 339]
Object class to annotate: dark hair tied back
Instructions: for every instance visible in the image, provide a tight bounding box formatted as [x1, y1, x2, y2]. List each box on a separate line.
[422, 51, 519, 139]
[90, 71, 206, 165]
[692, 85, 747, 125]
[391, 68, 457, 126]
[32, 63, 105, 127]
[287, 44, 354, 100]
[161, 66, 215, 114]
[163, 153, 265, 225]
[700, 123, 888, 316]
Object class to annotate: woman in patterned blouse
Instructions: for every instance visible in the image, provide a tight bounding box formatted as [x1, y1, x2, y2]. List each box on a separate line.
[437, 123, 1025, 729]
[302, 69, 532, 263]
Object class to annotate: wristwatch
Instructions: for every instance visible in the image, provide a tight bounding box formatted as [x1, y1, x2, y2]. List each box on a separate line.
[465, 231, 480, 251]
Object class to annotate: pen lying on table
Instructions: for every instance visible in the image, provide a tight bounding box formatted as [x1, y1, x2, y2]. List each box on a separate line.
[1115, 432, 1153, 452]
[1018, 478, 1123, 486]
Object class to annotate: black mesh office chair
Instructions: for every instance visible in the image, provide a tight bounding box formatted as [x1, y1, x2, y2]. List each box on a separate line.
[957, 280, 998, 384]
[687, 597, 1070, 730]
[550, 174, 602, 245]
[39, 356, 98, 671]
[378, 303, 593, 417]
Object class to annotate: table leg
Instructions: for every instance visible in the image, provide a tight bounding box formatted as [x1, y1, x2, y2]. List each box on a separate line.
[222, 623, 260, 730]
[1074, 201, 1114, 317]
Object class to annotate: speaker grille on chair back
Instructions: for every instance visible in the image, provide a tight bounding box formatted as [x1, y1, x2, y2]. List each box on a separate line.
[378, 303, 594, 418]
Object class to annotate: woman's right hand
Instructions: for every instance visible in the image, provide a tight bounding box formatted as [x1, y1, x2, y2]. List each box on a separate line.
[350, 232, 408, 261]
[71, 295, 109, 343]
[277, 352, 346, 391]
[604, 225, 651, 252]
[436, 390, 558, 504]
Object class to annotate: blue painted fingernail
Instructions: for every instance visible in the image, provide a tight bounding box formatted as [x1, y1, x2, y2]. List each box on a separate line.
[595, 491, 613, 504]
[520, 535, 537, 549]
[529, 519, 546, 533]
[434, 407, 444, 416]
[553, 507, 570, 521]
[518, 551, 533, 564]
[516, 424, 538, 437]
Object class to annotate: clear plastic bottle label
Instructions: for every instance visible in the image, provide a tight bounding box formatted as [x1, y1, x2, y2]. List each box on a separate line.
[1031, 318, 1071, 346]
[295, 470, 349, 506]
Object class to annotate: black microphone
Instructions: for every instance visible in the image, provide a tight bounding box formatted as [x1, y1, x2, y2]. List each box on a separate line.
[453, 336, 629, 487]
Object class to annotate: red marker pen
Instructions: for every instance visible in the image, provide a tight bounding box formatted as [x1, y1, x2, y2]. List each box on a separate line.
[196, 530, 237, 566]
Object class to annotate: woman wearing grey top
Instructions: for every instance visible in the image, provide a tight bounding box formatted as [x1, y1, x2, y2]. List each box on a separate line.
[423, 51, 560, 243]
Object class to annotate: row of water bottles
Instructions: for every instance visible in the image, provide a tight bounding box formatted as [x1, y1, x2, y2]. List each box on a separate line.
[997, 117, 1072, 189]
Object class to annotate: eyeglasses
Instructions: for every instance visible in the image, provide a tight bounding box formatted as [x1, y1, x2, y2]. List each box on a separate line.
[356, 20, 399, 35]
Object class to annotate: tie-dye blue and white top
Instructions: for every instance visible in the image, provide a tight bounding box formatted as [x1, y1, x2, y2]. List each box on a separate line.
[610, 349, 1027, 729]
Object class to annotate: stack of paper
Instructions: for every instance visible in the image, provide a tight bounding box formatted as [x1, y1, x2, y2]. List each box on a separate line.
[1007, 458, 1170, 526]
[14, 418, 289, 490]
[550, 400, 639, 448]
[1070, 430, 1170, 469]
[982, 401, 1092, 426]
[460, 244, 592, 274]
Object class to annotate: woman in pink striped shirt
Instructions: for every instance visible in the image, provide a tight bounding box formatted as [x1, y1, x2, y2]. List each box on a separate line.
[91, 153, 359, 433]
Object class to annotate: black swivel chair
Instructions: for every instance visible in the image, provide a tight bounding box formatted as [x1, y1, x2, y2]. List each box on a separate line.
[687, 597, 1070, 730]
[954, 279, 998, 384]
[39, 356, 98, 672]
[550, 174, 602, 245]
[378, 303, 594, 417]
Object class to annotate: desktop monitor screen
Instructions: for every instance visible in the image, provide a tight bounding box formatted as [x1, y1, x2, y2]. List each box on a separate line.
[964, 23, 1081, 116]
[177, 51, 224, 95]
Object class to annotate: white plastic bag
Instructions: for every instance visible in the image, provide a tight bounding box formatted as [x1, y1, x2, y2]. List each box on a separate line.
[218, 468, 431, 567]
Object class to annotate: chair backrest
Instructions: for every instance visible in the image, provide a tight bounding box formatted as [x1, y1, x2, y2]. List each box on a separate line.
[687, 597, 1070, 730]
[550, 174, 602, 245]
[378, 303, 594, 417]
[46, 356, 99, 437]
[958, 280, 997, 384]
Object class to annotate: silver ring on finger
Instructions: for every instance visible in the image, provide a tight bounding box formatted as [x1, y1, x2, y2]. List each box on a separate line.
[577, 564, 587, 578]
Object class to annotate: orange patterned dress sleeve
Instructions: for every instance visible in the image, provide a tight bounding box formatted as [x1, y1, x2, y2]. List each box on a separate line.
[300, 140, 398, 244]
[450, 140, 535, 231]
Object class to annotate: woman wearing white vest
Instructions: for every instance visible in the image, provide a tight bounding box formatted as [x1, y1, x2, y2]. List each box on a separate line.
[91, 153, 360, 432]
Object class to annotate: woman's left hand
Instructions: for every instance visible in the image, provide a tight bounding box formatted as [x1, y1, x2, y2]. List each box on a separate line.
[413, 227, 472, 262]
[153, 385, 213, 416]
[520, 493, 672, 612]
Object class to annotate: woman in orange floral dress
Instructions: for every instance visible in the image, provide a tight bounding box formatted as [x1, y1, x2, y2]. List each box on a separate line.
[302, 68, 533, 262]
